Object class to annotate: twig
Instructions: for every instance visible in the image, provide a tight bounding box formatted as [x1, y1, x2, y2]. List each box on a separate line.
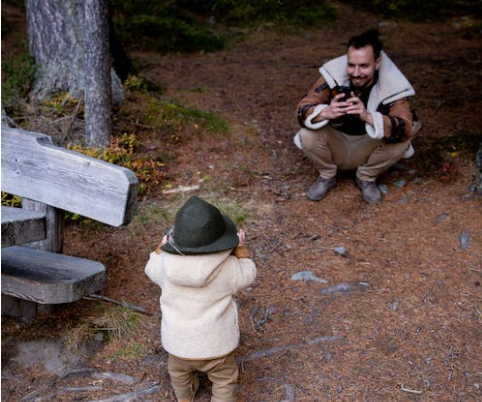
[400, 384, 423, 395]
[162, 185, 200, 195]
[84, 294, 148, 314]
[268, 239, 281, 254]
[60, 94, 84, 144]
[86, 383, 163, 402]
[239, 335, 340, 364]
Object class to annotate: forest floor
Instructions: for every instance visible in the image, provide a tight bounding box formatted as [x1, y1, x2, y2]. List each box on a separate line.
[2, 2, 482, 402]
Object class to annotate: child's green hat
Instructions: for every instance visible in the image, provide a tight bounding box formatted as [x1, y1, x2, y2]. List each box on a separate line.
[162, 196, 239, 255]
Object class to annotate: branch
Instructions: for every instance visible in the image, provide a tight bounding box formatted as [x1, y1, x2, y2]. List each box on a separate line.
[83, 294, 148, 314]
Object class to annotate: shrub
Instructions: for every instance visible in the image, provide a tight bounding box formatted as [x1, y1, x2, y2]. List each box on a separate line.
[110, 0, 337, 53]
[1, 50, 36, 112]
[69, 133, 166, 195]
[342, 0, 481, 20]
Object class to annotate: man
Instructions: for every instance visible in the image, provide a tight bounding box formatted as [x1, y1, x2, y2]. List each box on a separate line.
[295, 29, 421, 203]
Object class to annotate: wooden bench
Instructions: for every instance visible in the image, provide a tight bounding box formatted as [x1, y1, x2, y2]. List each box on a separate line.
[1, 126, 139, 317]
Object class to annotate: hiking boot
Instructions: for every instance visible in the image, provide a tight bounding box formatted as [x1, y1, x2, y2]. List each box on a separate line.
[307, 176, 335, 201]
[356, 178, 382, 204]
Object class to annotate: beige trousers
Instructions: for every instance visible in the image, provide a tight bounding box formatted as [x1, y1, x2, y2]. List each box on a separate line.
[168, 351, 238, 402]
[299, 126, 411, 181]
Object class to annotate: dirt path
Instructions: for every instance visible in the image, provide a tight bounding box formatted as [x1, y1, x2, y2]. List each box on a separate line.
[2, 3, 482, 402]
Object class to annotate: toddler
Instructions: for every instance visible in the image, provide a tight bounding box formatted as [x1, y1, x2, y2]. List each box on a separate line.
[145, 196, 257, 402]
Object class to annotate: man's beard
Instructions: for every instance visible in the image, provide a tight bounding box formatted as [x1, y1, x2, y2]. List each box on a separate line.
[350, 77, 370, 89]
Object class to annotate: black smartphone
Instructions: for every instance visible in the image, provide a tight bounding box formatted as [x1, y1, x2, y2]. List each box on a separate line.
[336, 85, 352, 101]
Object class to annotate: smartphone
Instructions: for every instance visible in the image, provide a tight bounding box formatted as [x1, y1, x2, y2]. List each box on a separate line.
[336, 85, 352, 101]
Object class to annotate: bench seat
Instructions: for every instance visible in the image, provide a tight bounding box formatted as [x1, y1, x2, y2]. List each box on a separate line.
[1, 206, 46, 248]
[1, 246, 106, 304]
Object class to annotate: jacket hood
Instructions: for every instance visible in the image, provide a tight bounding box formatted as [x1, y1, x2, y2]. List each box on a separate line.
[162, 250, 232, 287]
[319, 51, 415, 107]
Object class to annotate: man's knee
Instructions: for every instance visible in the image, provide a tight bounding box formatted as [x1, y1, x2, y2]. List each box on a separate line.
[299, 128, 324, 152]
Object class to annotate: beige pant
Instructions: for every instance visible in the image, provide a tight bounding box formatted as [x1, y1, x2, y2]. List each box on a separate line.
[168, 352, 238, 402]
[299, 126, 411, 181]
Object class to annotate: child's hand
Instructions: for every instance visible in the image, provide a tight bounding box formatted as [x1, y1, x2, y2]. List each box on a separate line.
[237, 229, 246, 246]
[161, 234, 169, 245]
[155, 235, 169, 254]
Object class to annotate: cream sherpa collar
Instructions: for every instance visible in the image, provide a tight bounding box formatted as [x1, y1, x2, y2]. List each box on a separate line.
[318, 51, 415, 109]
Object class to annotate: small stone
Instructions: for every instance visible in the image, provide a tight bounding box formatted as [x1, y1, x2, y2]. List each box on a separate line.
[460, 230, 470, 250]
[394, 180, 406, 188]
[436, 213, 449, 222]
[333, 246, 347, 256]
[291, 270, 327, 283]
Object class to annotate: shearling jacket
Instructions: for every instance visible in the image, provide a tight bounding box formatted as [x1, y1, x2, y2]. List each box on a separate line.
[297, 51, 416, 142]
[145, 248, 256, 360]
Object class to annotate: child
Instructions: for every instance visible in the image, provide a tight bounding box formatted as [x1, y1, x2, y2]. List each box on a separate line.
[145, 195, 257, 402]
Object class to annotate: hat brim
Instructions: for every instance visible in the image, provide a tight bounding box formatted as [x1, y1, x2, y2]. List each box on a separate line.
[161, 214, 239, 255]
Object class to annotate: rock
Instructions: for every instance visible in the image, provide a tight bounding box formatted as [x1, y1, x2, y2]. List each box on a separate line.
[291, 270, 327, 283]
[333, 246, 347, 256]
[436, 213, 449, 222]
[460, 230, 470, 250]
[319, 282, 370, 295]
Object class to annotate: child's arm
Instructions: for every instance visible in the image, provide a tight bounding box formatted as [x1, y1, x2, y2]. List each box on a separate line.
[145, 234, 168, 284]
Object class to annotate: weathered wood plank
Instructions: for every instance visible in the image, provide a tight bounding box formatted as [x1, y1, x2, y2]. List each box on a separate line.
[22, 199, 64, 253]
[1, 127, 138, 226]
[1, 206, 46, 248]
[1, 246, 106, 304]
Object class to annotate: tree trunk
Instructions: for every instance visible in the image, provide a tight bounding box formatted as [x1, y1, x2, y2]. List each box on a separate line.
[25, 0, 124, 146]
[26, 0, 85, 100]
[84, 0, 111, 146]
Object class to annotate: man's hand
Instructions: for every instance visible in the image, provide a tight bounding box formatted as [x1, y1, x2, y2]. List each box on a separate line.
[343, 95, 374, 125]
[323, 93, 355, 119]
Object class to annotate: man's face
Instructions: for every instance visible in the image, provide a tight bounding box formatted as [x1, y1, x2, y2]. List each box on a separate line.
[346, 45, 381, 89]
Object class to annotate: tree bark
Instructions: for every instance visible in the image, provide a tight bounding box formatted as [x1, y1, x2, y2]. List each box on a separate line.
[26, 0, 85, 100]
[84, 0, 111, 146]
[25, 0, 124, 146]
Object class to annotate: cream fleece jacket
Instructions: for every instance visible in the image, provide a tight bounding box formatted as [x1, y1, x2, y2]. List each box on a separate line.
[145, 249, 257, 359]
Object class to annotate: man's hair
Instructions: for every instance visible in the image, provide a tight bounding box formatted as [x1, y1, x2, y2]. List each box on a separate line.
[347, 29, 383, 59]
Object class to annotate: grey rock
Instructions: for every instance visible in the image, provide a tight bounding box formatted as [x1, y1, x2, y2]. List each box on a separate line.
[460, 230, 470, 250]
[291, 270, 327, 283]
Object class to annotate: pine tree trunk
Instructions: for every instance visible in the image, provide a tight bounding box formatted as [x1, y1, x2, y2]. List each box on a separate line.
[26, 0, 85, 99]
[84, 0, 111, 146]
[25, 0, 124, 146]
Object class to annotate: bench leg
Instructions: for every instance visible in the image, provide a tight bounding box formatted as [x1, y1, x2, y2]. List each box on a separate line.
[1, 295, 58, 321]
[23, 199, 64, 253]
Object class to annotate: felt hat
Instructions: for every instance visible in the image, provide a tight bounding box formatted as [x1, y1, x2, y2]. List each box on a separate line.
[161, 196, 239, 255]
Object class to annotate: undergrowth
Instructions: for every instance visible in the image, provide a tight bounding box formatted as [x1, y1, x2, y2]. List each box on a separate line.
[1, 49, 36, 113]
[110, 0, 337, 53]
[69, 133, 166, 196]
[343, 0, 482, 20]
[64, 305, 151, 362]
